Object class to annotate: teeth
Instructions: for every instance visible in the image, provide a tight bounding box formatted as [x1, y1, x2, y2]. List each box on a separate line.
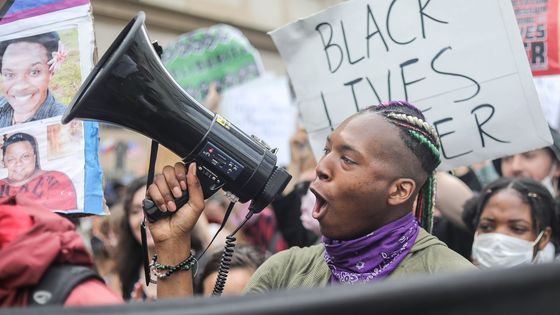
[13, 95, 32, 102]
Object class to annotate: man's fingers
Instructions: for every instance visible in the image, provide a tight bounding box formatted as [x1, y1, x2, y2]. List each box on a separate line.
[154, 165, 181, 211]
[147, 183, 168, 212]
[186, 163, 204, 211]
[174, 162, 187, 191]
[163, 165, 182, 199]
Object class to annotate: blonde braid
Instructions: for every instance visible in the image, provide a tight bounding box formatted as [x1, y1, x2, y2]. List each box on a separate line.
[386, 113, 439, 146]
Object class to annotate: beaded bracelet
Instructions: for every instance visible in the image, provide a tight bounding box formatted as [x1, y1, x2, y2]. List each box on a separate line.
[149, 252, 197, 282]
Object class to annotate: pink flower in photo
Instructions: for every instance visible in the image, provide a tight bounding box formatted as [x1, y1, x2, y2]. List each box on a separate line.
[47, 40, 68, 73]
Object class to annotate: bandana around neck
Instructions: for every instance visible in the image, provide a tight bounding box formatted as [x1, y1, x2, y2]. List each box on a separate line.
[322, 212, 419, 284]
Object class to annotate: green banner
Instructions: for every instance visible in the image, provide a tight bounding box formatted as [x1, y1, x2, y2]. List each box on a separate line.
[162, 24, 263, 102]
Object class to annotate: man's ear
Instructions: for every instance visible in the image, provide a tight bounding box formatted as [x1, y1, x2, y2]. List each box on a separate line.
[387, 178, 416, 206]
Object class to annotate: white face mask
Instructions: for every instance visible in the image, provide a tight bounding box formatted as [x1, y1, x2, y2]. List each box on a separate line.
[472, 231, 544, 269]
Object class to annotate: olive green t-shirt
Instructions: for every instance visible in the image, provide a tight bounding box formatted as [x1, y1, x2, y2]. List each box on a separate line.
[244, 228, 476, 293]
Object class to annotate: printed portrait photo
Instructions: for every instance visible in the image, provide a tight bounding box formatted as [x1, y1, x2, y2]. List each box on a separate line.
[0, 27, 80, 129]
[0, 119, 84, 213]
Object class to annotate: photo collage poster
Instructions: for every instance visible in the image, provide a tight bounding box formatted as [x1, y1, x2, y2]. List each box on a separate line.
[0, 0, 103, 215]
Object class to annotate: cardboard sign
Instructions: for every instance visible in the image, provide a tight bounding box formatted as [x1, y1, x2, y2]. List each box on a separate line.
[512, 0, 560, 76]
[220, 74, 296, 167]
[270, 0, 552, 170]
[162, 24, 264, 102]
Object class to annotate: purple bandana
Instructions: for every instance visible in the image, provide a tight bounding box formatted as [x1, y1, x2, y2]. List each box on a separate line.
[322, 212, 419, 284]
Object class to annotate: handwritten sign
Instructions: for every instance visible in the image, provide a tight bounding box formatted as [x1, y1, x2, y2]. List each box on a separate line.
[270, 0, 552, 170]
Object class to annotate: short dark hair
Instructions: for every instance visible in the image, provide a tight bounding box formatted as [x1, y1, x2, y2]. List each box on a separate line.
[196, 244, 268, 294]
[2, 132, 40, 169]
[462, 177, 559, 251]
[0, 31, 60, 70]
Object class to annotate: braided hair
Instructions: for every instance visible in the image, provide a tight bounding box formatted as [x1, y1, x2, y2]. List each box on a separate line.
[462, 177, 559, 251]
[362, 101, 441, 232]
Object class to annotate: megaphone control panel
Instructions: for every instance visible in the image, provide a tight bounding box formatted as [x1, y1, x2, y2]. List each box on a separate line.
[198, 142, 244, 181]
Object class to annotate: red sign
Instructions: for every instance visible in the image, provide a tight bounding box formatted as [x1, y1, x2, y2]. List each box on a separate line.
[513, 0, 560, 76]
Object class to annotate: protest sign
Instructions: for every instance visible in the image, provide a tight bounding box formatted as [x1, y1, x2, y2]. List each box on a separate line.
[220, 74, 296, 166]
[0, 0, 89, 25]
[0, 0, 103, 215]
[534, 74, 560, 129]
[270, 0, 552, 170]
[162, 24, 264, 103]
[512, 0, 560, 76]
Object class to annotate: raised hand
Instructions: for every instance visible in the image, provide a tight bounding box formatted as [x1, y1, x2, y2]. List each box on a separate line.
[147, 162, 205, 245]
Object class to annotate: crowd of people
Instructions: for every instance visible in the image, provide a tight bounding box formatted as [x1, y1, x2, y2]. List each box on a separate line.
[1, 97, 559, 308]
[0, 30, 559, 309]
[0, 79, 560, 312]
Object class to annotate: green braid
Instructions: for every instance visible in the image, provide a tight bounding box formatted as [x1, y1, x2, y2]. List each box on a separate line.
[407, 130, 441, 164]
[415, 173, 436, 232]
[423, 173, 436, 232]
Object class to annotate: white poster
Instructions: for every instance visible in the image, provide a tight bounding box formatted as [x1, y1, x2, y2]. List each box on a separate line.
[220, 74, 296, 167]
[270, 0, 552, 170]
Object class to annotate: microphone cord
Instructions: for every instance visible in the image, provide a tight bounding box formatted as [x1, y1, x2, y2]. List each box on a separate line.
[212, 210, 254, 296]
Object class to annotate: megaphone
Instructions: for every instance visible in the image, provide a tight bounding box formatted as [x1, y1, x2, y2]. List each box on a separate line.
[62, 12, 291, 219]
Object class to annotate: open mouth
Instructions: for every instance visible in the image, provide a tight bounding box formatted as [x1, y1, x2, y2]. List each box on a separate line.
[309, 187, 328, 220]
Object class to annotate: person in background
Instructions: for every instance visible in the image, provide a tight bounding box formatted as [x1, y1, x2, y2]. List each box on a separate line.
[0, 31, 66, 127]
[89, 214, 122, 297]
[196, 244, 268, 296]
[462, 177, 559, 268]
[0, 196, 122, 307]
[115, 176, 157, 300]
[146, 101, 475, 299]
[432, 126, 560, 260]
[0, 132, 76, 211]
[115, 176, 210, 301]
[431, 172, 475, 260]
[493, 126, 560, 198]
[271, 126, 320, 247]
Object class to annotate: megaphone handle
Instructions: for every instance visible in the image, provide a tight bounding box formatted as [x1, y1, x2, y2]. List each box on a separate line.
[143, 194, 186, 222]
[143, 164, 222, 223]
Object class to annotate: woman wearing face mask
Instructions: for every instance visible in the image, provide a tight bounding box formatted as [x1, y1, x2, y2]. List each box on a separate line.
[462, 177, 559, 268]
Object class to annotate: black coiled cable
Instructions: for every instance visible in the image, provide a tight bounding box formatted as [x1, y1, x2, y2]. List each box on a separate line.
[212, 211, 254, 296]
[211, 235, 236, 296]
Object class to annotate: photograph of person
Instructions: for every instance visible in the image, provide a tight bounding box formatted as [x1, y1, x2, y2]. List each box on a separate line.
[0, 132, 77, 211]
[0, 29, 79, 127]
